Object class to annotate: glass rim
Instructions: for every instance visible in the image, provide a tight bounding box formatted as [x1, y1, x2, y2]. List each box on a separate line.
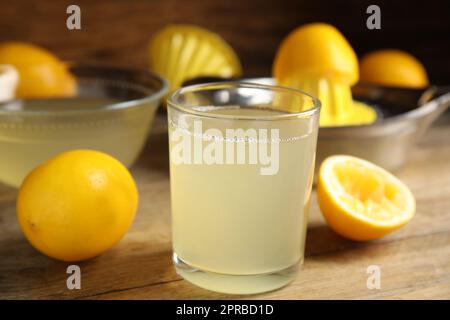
[0, 64, 169, 117]
[167, 81, 321, 121]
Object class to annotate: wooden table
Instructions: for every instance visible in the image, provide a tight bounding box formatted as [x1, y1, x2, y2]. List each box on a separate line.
[1, 113, 449, 300]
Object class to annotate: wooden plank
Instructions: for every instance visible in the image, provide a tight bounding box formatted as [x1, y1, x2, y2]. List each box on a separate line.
[84, 232, 450, 300]
[0, 0, 449, 82]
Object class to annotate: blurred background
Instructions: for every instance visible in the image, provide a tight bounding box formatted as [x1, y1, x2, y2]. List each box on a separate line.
[0, 0, 449, 83]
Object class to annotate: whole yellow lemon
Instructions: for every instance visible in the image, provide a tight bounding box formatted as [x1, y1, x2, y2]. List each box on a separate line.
[0, 41, 76, 98]
[17, 150, 138, 262]
[360, 49, 429, 88]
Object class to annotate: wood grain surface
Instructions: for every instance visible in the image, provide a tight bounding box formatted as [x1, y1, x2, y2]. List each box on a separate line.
[1, 113, 449, 300]
[0, 0, 449, 83]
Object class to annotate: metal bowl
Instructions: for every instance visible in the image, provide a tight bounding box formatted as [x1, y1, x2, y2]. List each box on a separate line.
[0, 63, 168, 188]
[183, 77, 450, 171]
[317, 84, 450, 171]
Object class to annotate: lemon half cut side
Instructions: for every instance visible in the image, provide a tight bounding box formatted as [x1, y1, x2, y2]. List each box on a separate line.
[317, 155, 415, 241]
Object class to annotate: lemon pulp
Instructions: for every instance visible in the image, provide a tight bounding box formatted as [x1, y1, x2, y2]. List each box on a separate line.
[332, 159, 409, 221]
[317, 155, 415, 241]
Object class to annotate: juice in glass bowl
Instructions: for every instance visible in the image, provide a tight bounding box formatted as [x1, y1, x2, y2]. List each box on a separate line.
[0, 64, 167, 188]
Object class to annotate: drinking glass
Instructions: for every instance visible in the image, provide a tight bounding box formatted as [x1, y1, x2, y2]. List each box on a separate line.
[167, 82, 320, 294]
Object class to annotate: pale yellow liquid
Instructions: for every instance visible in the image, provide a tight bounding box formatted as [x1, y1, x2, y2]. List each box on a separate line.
[0, 98, 155, 188]
[169, 107, 318, 293]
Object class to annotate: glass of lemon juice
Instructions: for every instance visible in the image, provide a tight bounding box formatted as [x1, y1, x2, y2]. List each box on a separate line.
[167, 82, 320, 294]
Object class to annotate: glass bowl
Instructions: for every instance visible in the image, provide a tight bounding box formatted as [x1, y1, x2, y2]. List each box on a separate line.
[0, 63, 168, 188]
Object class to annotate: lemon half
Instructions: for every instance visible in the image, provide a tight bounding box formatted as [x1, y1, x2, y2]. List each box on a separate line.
[317, 155, 415, 241]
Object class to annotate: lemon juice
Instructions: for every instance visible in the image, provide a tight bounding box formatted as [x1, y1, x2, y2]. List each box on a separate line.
[0, 97, 153, 188]
[169, 105, 318, 294]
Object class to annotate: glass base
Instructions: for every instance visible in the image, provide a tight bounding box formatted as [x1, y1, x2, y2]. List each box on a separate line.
[173, 253, 301, 295]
